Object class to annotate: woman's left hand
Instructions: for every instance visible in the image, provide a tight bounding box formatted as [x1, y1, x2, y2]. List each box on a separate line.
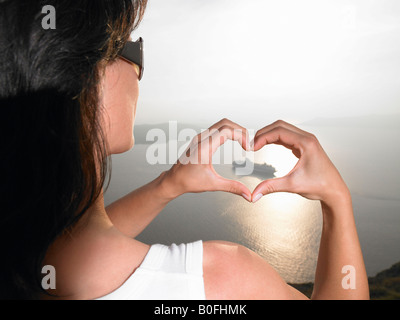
[162, 119, 253, 202]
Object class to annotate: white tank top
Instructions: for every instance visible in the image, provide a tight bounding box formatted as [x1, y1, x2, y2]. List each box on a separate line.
[96, 241, 206, 300]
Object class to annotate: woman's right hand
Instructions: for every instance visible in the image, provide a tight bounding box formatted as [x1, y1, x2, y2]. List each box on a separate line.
[251, 120, 351, 208]
[162, 119, 252, 202]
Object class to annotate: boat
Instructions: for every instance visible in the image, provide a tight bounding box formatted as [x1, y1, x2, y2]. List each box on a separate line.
[232, 159, 276, 178]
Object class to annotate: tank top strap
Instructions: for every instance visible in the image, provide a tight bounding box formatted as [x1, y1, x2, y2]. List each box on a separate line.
[96, 241, 205, 300]
[185, 240, 203, 276]
[140, 240, 203, 276]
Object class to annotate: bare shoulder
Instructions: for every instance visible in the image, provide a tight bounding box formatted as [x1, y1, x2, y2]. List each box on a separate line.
[44, 227, 150, 300]
[202, 241, 308, 300]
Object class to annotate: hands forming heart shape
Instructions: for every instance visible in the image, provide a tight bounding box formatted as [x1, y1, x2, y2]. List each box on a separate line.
[166, 119, 350, 208]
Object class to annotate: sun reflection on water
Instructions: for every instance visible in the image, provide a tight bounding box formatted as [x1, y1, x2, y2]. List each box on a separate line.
[222, 182, 322, 283]
[217, 144, 323, 283]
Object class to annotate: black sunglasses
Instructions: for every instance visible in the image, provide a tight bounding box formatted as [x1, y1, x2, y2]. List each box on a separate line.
[119, 37, 144, 81]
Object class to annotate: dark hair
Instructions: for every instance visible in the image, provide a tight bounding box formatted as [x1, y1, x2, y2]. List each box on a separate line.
[0, 0, 147, 299]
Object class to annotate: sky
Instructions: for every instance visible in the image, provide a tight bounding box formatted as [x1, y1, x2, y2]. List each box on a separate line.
[132, 0, 400, 128]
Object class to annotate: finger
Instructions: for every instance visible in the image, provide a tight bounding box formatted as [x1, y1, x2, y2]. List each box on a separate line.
[251, 176, 293, 202]
[250, 120, 312, 151]
[209, 118, 248, 134]
[185, 127, 220, 154]
[253, 120, 313, 141]
[215, 176, 252, 202]
[208, 125, 250, 153]
[184, 126, 249, 165]
[252, 126, 310, 157]
[206, 119, 250, 150]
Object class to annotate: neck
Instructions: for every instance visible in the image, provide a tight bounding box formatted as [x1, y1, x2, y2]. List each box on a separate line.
[45, 189, 115, 263]
[75, 190, 113, 231]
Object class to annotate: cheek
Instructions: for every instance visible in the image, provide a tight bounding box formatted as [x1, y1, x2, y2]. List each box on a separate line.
[101, 60, 139, 155]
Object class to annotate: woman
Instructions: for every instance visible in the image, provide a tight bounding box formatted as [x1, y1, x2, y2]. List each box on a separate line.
[0, 0, 369, 300]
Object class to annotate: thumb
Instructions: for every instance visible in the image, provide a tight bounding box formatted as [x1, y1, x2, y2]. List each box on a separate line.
[251, 176, 292, 203]
[216, 177, 252, 202]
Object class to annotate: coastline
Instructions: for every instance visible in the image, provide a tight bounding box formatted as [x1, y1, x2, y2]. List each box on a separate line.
[289, 261, 400, 300]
